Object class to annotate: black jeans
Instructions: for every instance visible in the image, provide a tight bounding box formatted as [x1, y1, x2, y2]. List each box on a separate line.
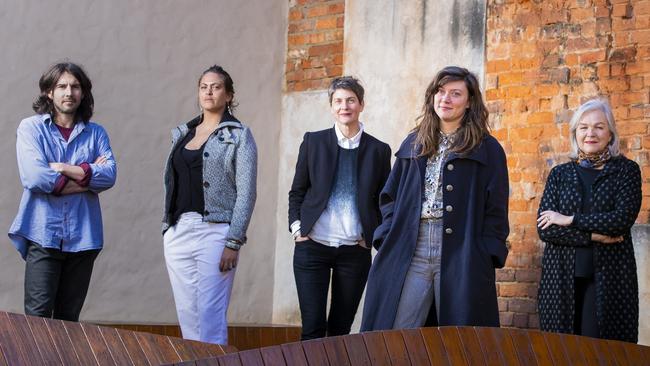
[24, 242, 100, 321]
[293, 239, 371, 340]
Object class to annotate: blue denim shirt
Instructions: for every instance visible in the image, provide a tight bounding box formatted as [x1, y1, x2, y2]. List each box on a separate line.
[8, 114, 117, 259]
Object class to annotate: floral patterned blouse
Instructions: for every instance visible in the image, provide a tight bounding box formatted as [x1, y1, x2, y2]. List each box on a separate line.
[420, 131, 456, 219]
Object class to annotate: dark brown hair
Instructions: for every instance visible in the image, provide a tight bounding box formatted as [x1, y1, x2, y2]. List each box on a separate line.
[199, 65, 238, 113]
[413, 66, 489, 157]
[32, 62, 94, 122]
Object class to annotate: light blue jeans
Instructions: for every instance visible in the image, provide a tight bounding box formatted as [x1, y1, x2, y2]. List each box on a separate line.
[393, 219, 442, 329]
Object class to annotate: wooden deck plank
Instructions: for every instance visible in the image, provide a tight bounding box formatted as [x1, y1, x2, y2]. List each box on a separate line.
[487, 327, 519, 366]
[507, 328, 537, 366]
[588, 337, 617, 366]
[25, 316, 64, 365]
[574, 336, 606, 366]
[184, 339, 219, 360]
[420, 328, 451, 366]
[195, 358, 220, 366]
[281, 342, 308, 365]
[401, 329, 431, 365]
[62, 320, 100, 365]
[7, 313, 44, 365]
[216, 353, 242, 366]
[134, 332, 178, 365]
[605, 339, 630, 366]
[559, 333, 587, 365]
[342, 333, 372, 365]
[456, 327, 487, 365]
[301, 339, 330, 366]
[620, 340, 645, 365]
[98, 326, 135, 366]
[237, 349, 265, 366]
[361, 331, 391, 366]
[80, 323, 117, 365]
[526, 330, 554, 366]
[116, 328, 151, 365]
[46, 319, 83, 366]
[473, 327, 504, 365]
[0, 312, 29, 365]
[259, 346, 287, 365]
[438, 327, 469, 365]
[543, 332, 570, 365]
[322, 336, 351, 366]
[168, 335, 199, 361]
[383, 329, 411, 365]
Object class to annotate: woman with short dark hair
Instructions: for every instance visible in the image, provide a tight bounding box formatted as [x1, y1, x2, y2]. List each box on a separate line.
[362, 66, 509, 331]
[162, 65, 257, 345]
[537, 99, 641, 343]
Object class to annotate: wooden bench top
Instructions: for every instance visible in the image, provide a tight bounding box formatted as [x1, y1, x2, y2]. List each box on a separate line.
[166, 326, 650, 365]
[0, 311, 236, 365]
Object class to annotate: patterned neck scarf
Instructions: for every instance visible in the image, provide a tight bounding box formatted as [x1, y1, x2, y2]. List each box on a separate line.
[577, 148, 611, 168]
[439, 129, 459, 146]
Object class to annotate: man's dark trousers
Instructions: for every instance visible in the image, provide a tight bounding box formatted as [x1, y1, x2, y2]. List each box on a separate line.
[24, 241, 99, 321]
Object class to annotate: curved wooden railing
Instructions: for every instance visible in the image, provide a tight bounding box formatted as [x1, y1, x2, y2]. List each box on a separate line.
[169, 326, 650, 365]
[0, 311, 235, 365]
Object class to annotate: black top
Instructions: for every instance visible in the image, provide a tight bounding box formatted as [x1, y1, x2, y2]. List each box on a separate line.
[171, 128, 206, 225]
[574, 165, 600, 278]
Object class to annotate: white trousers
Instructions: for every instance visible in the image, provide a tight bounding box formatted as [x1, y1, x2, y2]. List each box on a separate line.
[163, 212, 235, 344]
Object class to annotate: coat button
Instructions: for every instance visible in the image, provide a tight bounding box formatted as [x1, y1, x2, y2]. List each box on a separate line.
[204, 152, 209, 157]
[203, 181, 210, 188]
[447, 163, 454, 171]
[446, 184, 453, 192]
[446, 205, 453, 212]
[445, 228, 453, 234]
[204, 210, 209, 216]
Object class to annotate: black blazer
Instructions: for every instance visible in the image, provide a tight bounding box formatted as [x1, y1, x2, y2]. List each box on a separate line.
[288, 127, 392, 240]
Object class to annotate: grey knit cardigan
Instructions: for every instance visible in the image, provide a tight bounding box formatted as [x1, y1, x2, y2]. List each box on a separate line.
[162, 115, 257, 244]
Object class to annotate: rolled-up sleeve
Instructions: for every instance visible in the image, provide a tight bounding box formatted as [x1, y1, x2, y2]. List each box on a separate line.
[88, 126, 117, 193]
[16, 119, 61, 193]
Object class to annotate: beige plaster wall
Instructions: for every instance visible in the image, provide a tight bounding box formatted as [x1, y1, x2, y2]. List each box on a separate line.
[271, 0, 486, 329]
[0, 0, 286, 323]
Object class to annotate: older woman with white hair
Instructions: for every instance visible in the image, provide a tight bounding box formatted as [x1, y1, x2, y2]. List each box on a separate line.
[536, 99, 641, 343]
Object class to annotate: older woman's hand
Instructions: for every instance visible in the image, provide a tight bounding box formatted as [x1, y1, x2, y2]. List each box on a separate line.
[537, 210, 574, 230]
[219, 248, 239, 272]
[591, 233, 624, 244]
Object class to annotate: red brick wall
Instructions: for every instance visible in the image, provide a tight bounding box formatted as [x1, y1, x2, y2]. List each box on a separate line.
[286, 0, 345, 92]
[486, 0, 650, 328]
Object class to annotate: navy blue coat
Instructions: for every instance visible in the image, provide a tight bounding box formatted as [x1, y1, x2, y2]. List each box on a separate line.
[361, 132, 509, 331]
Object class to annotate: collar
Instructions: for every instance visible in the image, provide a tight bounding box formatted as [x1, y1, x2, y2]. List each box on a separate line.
[42, 113, 87, 131]
[395, 131, 491, 165]
[334, 122, 364, 149]
[186, 110, 241, 130]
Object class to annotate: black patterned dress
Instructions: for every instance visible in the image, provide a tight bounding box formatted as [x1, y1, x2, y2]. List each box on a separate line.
[537, 156, 642, 343]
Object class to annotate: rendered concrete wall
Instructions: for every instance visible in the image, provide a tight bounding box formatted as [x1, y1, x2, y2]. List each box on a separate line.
[271, 0, 486, 329]
[0, 0, 286, 323]
[345, 0, 486, 149]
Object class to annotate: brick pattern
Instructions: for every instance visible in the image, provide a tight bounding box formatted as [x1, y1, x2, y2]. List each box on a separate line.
[486, 0, 650, 329]
[286, 0, 344, 92]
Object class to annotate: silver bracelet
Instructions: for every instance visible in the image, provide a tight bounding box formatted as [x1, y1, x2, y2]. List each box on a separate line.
[225, 240, 242, 251]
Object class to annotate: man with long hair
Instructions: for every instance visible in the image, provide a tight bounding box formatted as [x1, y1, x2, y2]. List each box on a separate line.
[8, 62, 116, 321]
